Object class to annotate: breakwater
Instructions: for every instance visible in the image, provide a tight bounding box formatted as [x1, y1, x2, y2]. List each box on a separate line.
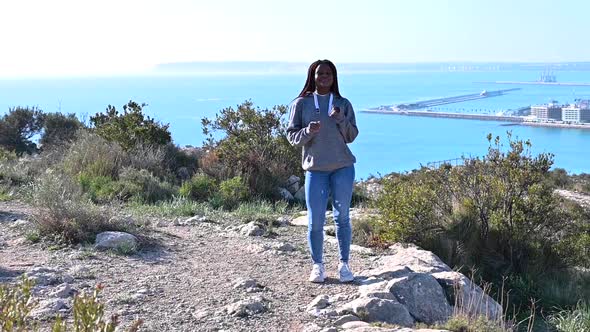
[362, 109, 524, 122]
[379, 88, 521, 111]
[476, 81, 590, 87]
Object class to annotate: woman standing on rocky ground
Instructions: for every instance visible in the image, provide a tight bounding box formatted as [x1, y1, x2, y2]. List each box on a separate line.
[286, 59, 359, 283]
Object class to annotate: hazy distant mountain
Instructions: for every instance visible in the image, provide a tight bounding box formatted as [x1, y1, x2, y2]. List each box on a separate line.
[153, 61, 590, 74]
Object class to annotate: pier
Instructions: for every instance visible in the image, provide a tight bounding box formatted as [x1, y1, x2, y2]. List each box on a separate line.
[475, 81, 590, 87]
[375, 88, 521, 111]
[362, 109, 524, 122]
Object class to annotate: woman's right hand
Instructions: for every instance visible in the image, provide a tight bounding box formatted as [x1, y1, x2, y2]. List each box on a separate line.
[308, 121, 321, 134]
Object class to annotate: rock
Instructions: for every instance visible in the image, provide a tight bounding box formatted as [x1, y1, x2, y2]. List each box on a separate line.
[290, 215, 308, 227]
[320, 328, 338, 332]
[225, 296, 268, 317]
[362, 244, 451, 277]
[341, 321, 371, 329]
[432, 271, 502, 321]
[339, 297, 414, 327]
[270, 241, 296, 252]
[25, 267, 61, 286]
[50, 283, 74, 298]
[239, 222, 265, 237]
[278, 187, 294, 202]
[69, 265, 93, 279]
[294, 186, 306, 203]
[181, 215, 209, 225]
[307, 295, 331, 314]
[301, 323, 322, 332]
[333, 314, 361, 326]
[324, 225, 336, 236]
[30, 298, 68, 319]
[9, 219, 31, 230]
[233, 278, 263, 293]
[94, 231, 138, 253]
[286, 175, 300, 194]
[387, 273, 453, 325]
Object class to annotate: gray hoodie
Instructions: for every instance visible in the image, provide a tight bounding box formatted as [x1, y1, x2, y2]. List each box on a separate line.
[286, 93, 359, 171]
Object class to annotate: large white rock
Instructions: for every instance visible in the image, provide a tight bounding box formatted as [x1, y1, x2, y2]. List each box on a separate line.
[387, 273, 453, 325]
[94, 231, 138, 252]
[339, 296, 415, 327]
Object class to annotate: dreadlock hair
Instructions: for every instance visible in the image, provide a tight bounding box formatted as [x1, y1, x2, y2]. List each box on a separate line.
[297, 59, 341, 98]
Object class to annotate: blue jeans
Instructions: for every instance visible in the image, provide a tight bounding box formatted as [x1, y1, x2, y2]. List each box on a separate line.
[305, 165, 355, 264]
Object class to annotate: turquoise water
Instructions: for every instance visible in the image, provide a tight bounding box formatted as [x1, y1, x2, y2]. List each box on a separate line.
[1, 70, 589, 178]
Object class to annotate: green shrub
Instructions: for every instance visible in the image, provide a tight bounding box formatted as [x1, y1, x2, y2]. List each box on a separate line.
[212, 176, 249, 210]
[201, 100, 300, 199]
[40, 112, 84, 148]
[1, 277, 141, 332]
[549, 302, 590, 332]
[78, 173, 125, 203]
[179, 173, 216, 201]
[0, 276, 36, 331]
[90, 101, 171, 151]
[30, 171, 131, 244]
[118, 168, 176, 203]
[0, 147, 17, 161]
[0, 106, 44, 155]
[62, 131, 127, 179]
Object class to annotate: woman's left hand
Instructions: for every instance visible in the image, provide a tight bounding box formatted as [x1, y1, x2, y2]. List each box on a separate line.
[329, 106, 342, 119]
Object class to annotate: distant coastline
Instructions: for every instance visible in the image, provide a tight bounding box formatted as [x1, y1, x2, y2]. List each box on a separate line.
[152, 61, 590, 75]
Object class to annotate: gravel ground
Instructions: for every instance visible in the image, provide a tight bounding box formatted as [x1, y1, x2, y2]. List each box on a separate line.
[0, 200, 376, 332]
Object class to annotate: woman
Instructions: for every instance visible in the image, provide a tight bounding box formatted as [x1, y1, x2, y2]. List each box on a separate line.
[286, 59, 359, 283]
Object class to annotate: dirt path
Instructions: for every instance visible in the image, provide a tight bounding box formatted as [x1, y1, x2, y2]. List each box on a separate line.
[0, 201, 374, 332]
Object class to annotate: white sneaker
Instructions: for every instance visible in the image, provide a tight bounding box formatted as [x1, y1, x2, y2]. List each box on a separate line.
[309, 263, 325, 283]
[339, 262, 354, 283]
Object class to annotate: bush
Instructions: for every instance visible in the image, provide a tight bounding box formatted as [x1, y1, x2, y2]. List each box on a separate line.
[62, 131, 127, 179]
[0, 276, 36, 331]
[211, 176, 249, 210]
[179, 173, 217, 201]
[40, 112, 84, 148]
[0, 106, 44, 155]
[549, 302, 590, 332]
[0, 277, 141, 332]
[30, 171, 131, 244]
[118, 168, 176, 203]
[90, 101, 171, 151]
[201, 100, 300, 199]
[78, 173, 125, 203]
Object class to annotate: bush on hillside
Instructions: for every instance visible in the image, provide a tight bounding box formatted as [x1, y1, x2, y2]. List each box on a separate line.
[40, 112, 84, 148]
[62, 131, 127, 179]
[372, 133, 590, 319]
[375, 133, 566, 276]
[201, 100, 300, 199]
[179, 173, 217, 202]
[210, 176, 249, 210]
[90, 101, 171, 151]
[118, 168, 176, 203]
[0, 107, 44, 155]
[30, 171, 131, 244]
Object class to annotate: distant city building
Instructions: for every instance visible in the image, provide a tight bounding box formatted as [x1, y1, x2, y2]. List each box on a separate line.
[562, 105, 590, 123]
[531, 102, 562, 121]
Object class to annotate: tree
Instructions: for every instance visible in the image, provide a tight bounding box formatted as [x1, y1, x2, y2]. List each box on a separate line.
[0, 107, 44, 155]
[201, 100, 301, 199]
[40, 112, 84, 147]
[90, 101, 171, 151]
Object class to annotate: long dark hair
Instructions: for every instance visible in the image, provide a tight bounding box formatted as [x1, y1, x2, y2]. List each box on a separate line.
[297, 59, 341, 98]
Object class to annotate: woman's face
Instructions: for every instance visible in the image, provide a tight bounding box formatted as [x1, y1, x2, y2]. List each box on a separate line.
[314, 64, 334, 92]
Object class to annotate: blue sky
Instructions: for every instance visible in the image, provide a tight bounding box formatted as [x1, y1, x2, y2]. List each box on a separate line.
[0, 0, 588, 77]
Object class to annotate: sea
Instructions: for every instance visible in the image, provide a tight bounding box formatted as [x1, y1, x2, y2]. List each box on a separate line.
[1, 69, 589, 179]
